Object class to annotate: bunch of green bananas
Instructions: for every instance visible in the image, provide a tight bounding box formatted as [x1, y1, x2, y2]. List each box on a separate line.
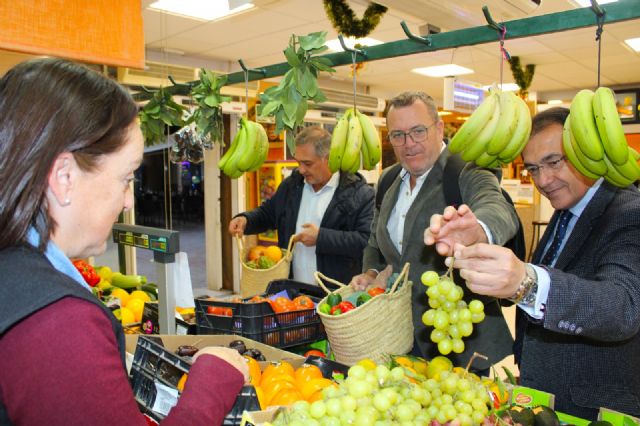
[563, 87, 640, 187]
[448, 89, 532, 167]
[217, 117, 269, 178]
[328, 108, 382, 173]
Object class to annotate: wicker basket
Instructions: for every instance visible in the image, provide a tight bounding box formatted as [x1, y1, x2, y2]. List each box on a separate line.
[314, 263, 414, 365]
[237, 235, 295, 297]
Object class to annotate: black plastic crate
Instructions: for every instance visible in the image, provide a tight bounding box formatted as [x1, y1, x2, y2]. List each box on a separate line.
[304, 355, 350, 379]
[129, 335, 260, 425]
[194, 288, 326, 348]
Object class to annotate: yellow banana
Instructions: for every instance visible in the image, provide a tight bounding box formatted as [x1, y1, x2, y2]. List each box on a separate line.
[449, 90, 499, 153]
[357, 110, 381, 170]
[593, 86, 629, 166]
[603, 154, 635, 187]
[562, 115, 600, 180]
[461, 97, 501, 163]
[236, 119, 260, 171]
[568, 119, 607, 176]
[498, 96, 532, 163]
[569, 89, 604, 161]
[487, 90, 518, 155]
[248, 122, 269, 172]
[329, 109, 351, 173]
[341, 112, 363, 171]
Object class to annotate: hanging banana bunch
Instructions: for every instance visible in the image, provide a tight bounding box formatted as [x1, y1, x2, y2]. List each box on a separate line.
[217, 117, 269, 178]
[328, 107, 382, 173]
[448, 88, 532, 168]
[561, 87, 640, 187]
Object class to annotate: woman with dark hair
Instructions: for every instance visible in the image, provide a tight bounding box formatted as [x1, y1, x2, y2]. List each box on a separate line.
[0, 58, 247, 425]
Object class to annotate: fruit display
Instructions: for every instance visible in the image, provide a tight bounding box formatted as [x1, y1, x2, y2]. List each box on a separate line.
[217, 117, 269, 178]
[448, 88, 532, 167]
[563, 87, 640, 187]
[71, 259, 101, 287]
[243, 244, 284, 270]
[227, 338, 267, 361]
[420, 269, 485, 356]
[328, 107, 382, 173]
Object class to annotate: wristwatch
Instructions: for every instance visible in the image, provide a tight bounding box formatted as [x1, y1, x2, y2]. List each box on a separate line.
[508, 263, 538, 306]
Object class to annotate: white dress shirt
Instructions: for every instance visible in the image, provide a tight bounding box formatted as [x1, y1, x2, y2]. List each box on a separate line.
[292, 172, 340, 284]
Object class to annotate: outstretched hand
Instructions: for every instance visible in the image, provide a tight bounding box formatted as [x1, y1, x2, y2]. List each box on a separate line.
[424, 204, 487, 256]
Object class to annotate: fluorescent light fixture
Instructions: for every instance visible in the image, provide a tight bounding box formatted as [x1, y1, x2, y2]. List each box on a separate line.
[625, 37, 640, 52]
[547, 99, 564, 105]
[481, 83, 520, 92]
[148, 0, 254, 21]
[572, 0, 616, 6]
[325, 37, 383, 52]
[412, 64, 474, 78]
[454, 91, 479, 100]
[438, 111, 452, 116]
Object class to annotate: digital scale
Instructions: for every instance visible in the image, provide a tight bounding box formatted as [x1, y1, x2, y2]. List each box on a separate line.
[112, 223, 180, 334]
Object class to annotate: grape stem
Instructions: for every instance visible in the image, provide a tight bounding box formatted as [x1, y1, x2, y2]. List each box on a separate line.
[464, 351, 489, 373]
[445, 256, 455, 280]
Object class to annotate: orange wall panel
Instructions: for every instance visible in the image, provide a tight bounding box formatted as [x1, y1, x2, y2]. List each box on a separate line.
[0, 0, 144, 68]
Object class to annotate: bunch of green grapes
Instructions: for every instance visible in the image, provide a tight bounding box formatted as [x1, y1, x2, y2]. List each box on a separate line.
[271, 363, 491, 426]
[420, 270, 485, 355]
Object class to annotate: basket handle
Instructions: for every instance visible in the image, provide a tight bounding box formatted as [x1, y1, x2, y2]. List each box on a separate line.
[314, 271, 346, 295]
[387, 262, 410, 295]
[285, 234, 296, 260]
[235, 234, 245, 258]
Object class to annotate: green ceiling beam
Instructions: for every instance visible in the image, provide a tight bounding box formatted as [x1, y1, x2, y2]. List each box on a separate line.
[134, 0, 640, 100]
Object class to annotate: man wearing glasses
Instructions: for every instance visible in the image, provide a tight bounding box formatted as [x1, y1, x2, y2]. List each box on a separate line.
[351, 91, 520, 374]
[448, 107, 640, 419]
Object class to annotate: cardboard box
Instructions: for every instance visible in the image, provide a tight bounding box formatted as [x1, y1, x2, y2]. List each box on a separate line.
[240, 407, 282, 426]
[125, 334, 304, 362]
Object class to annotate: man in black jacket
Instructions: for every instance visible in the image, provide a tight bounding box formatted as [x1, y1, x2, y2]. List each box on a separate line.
[229, 126, 375, 284]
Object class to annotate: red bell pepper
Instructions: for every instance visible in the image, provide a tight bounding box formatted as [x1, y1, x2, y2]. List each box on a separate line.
[71, 259, 100, 287]
[336, 301, 355, 314]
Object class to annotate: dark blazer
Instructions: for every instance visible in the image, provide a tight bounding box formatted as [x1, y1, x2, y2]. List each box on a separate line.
[517, 181, 640, 419]
[363, 149, 520, 370]
[241, 169, 375, 284]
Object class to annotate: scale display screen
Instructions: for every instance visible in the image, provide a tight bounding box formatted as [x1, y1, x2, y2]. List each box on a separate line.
[112, 224, 179, 255]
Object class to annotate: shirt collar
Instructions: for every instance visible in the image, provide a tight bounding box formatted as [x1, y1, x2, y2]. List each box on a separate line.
[305, 171, 340, 193]
[26, 227, 92, 292]
[569, 177, 603, 218]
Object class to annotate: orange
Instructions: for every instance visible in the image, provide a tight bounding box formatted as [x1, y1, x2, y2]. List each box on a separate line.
[294, 364, 323, 386]
[129, 290, 151, 302]
[264, 245, 283, 262]
[125, 298, 145, 322]
[307, 390, 324, 403]
[110, 288, 130, 306]
[300, 377, 334, 400]
[244, 356, 262, 387]
[268, 388, 303, 407]
[247, 246, 266, 262]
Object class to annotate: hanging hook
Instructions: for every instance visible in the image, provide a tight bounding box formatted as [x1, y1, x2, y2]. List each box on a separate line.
[590, 0, 605, 17]
[482, 6, 505, 33]
[167, 75, 194, 88]
[140, 85, 156, 94]
[400, 21, 432, 46]
[338, 34, 367, 58]
[238, 59, 266, 76]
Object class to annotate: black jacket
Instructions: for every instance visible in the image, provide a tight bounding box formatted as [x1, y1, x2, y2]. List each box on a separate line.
[241, 170, 375, 284]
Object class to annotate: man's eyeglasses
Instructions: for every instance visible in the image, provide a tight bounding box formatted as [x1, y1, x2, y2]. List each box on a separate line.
[523, 155, 567, 177]
[387, 124, 434, 147]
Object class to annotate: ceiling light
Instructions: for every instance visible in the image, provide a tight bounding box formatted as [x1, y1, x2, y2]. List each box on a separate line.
[148, 0, 254, 21]
[571, 0, 617, 7]
[438, 111, 452, 116]
[481, 83, 520, 92]
[547, 99, 564, 105]
[412, 65, 474, 78]
[325, 37, 383, 52]
[625, 37, 640, 52]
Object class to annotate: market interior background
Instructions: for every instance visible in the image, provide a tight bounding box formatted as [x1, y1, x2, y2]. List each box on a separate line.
[1, 0, 639, 374]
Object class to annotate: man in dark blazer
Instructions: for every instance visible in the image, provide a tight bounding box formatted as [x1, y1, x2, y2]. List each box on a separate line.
[229, 126, 374, 285]
[449, 107, 640, 419]
[351, 91, 520, 373]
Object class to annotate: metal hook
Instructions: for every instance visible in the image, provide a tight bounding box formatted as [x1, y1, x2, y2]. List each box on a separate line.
[338, 34, 367, 58]
[140, 85, 155, 94]
[238, 59, 266, 76]
[482, 6, 505, 33]
[168, 75, 193, 88]
[400, 21, 432, 46]
[590, 0, 605, 17]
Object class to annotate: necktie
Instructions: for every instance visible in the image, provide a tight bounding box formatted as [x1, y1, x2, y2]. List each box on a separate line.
[540, 210, 573, 266]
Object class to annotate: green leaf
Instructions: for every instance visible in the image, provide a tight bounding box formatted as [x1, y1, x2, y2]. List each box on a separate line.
[501, 366, 517, 385]
[259, 100, 280, 118]
[296, 101, 308, 124]
[283, 100, 297, 122]
[298, 31, 327, 50]
[311, 90, 327, 104]
[204, 94, 219, 107]
[310, 57, 335, 73]
[301, 68, 316, 97]
[159, 111, 174, 126]
[285, 129, 296, 155]
[283, 46, 301, 67]
[309, 45, 329, 55]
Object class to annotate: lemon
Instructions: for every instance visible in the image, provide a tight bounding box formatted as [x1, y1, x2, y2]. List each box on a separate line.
[426, 355, 453, 379]
[129, 290, 151, 303]
[113, 307, 135, 325]
[356, 358, 377, 371]
[125, 298, 145, 322]
[413, 359, 429, 376]
[110, 288, 130, 306]
[96, 278, 112, 291]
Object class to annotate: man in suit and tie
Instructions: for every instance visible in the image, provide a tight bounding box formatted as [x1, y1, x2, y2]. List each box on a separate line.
[448, 107, 640, 419]
[351, 91, 520, 374]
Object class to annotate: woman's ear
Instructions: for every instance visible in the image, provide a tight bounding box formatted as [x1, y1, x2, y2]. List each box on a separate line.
[47, 152, 75, 207]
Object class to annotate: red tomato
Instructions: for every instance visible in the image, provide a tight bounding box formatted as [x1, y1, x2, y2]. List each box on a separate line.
[207, 306, 232, 316]
[304, 349, 326, 358]
[367, 287, 386, 297]
[293, 295, 314, 310]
